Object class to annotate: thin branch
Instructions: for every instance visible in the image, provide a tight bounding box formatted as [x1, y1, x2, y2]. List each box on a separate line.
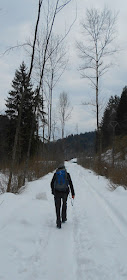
[81, 74, 96, 87]
[57, 0, 72, 13]
[1, 0, 43, 59]
[82, 101, 96, 106]
[38, 0, 77, 92]
[45, 10, 77, 66]
[0, 43, 29, 56]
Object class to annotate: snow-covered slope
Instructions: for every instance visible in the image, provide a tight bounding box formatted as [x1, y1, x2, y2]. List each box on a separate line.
[0, 161, 127, 280]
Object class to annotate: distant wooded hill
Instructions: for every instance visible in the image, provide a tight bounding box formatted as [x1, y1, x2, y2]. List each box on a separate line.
[0, 113, 95, 165]
[44, 131, 96, 161]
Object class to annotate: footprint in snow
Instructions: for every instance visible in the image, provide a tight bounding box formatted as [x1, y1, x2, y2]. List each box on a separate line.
[36, 192, 48, 201]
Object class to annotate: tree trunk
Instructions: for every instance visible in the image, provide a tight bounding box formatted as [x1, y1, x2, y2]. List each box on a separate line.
[49, 71, 54, 141]
[7, 87, 25, 192]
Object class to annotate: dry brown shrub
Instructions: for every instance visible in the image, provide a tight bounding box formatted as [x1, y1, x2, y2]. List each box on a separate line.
[115, 135, 127, 160]
[77, 156, 127, 190]
[0, 155, 60, 194]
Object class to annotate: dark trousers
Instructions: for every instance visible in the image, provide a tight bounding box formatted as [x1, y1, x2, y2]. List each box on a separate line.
[54, 192, 68, 225]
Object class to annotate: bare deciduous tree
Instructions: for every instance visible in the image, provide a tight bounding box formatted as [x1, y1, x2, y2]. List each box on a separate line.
[7, 0, 43, 192]
[77, 7, 118, 132]
[45, 35, 68, 141]
[31, 0, 76, 142]
[51, 110, 59, 141]
[58, 92, 72, 138]
[23, 0, 74, 183]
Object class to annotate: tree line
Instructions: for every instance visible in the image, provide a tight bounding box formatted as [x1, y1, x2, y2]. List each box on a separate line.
[100, 86, 127, 152]
[78, 88, 127, 188]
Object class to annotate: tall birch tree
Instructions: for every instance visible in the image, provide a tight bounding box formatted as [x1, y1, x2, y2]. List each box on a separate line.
[77, 7, 118, 132]
[58, 92, 72, 139]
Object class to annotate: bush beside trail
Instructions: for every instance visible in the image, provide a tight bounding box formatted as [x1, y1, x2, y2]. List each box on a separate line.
[0, 157, 59, 194]
[77, 154, 127, 190]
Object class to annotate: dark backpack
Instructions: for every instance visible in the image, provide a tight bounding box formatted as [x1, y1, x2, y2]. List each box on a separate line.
[54, 169, 68, 192]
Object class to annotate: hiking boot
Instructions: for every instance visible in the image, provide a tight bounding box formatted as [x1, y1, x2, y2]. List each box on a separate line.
[56, 220, 61, 228]
[57, 223, 61, 229]
[62, 218, 67, 223]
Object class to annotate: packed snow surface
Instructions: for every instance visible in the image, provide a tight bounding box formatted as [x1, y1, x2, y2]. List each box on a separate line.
[0, 161, 127, 280]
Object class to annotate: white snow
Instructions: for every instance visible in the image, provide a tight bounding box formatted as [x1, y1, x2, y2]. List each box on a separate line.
[0, 161, 127, 280]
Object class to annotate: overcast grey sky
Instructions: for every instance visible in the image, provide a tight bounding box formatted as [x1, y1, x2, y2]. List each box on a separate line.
[0, 0, 127, 137]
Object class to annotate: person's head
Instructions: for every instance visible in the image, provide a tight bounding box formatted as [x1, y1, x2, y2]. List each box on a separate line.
[58, 163, 65, 169]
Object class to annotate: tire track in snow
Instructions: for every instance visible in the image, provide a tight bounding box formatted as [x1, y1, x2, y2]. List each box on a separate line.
[69, 162, 127, 242]
[43, 207, 77, 280]
[84, 176, 127, 241]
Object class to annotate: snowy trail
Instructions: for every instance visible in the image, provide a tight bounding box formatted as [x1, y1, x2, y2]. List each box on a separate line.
[0, 161, 127, 280]
[44, 218, 76, 280]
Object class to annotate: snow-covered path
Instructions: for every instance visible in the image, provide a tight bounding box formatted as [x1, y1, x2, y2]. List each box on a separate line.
[0, 161, 127, 280]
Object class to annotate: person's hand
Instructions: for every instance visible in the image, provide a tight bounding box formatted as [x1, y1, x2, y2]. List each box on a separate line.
[72, 195, 75, 199]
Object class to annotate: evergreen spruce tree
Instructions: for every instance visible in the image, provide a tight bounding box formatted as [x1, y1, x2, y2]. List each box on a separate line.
[116, 86, 127, 135]
[5, 62, 36, 161]
[0, 115, 10, 164]
[101, 95, 120, 149]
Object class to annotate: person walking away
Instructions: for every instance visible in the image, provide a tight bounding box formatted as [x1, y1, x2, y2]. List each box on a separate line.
[51, 164, 75, 229]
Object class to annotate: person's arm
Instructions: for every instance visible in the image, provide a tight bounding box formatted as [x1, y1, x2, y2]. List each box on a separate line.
[67, 173, 75, 197]
[51, 173, 56, 195]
